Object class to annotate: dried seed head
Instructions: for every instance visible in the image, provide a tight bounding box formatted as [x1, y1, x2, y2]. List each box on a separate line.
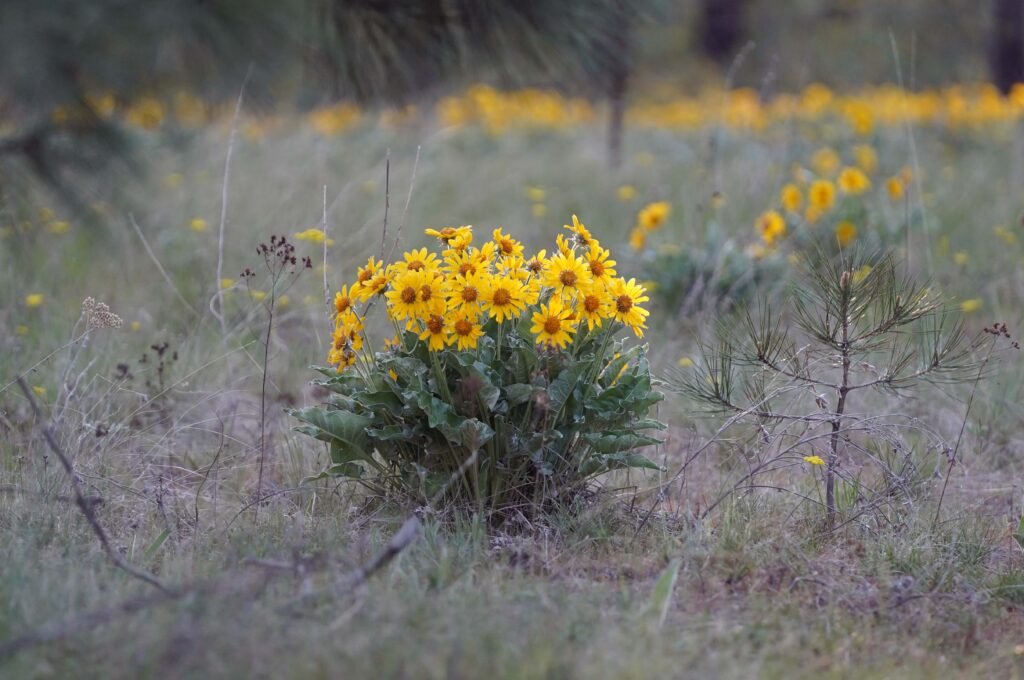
[82, 297, 123, 330]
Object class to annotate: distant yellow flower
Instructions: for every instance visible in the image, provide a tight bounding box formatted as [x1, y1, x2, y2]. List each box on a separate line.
[15, 325, 29, 336]
[812, 148, 840, 176]
[617, 185, 637, 201]
[853, 145, 878, 174]
[189, 218, 208, 232]
[711, 191, 727, 208]
[628, 226, 647, 251]
[125, 96, 165, 130]
[278, 295, 290, 307]
[838, 166, 870, 195]
[995, 225, 1018, 245]
[808, 179, 836, 212]
[131, 321, 141, 332]
[756, 210, 787, 245]
[220, 278, 235, 289]
[531, 297, 576, 349]
[46, 221, 70, 235]
[39, 207, 55, 221]
[32, 385, 46, 397]
[250, 290, 267, 301]
[780, 183, 803, 213]
[960, 298, 982, 313]
[525, 186, 546, 202]
[637, 202, 671, 231]
[532, 203, 547, 218]
[835, 221, 857, 247]
[677, 357, 694, 367]
[25, 293, 44, 308]
[803, 455, 825, 466]
[294, 228, 334, 246]
[609, 277, 650, 337]
[886, 176, 905, 201]
[953, 251, 969, 266]
[164, 172, 184, 188]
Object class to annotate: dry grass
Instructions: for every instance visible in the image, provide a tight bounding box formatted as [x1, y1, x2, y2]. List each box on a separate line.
[2, 115, 1024, 677]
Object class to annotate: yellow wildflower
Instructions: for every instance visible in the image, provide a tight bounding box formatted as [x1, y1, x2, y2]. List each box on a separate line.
[25, 294, 44, 308]
[960, 298, 982, 313]
[294, 228, 334, 246]
[531, 297, 576, 349]
[808, 179, 836, 212]
[803, 455, 825, 466]
[835, 221, 857, 247]
[617, 185, 637, 201]
[189, 218, 208, 232]
[756, 210, 787, 245]
[780, 184, 803, 213]
[637, 202, 671, 231]
[608, 278, 650, 337]
[450, 314, 485, 350]
[838, 166, 870, 195]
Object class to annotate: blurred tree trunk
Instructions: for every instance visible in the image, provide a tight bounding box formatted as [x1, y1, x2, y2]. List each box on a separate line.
[992, 0, 1024, 93]
[701, 0, 747, 65]
[607, 0, 631, 170]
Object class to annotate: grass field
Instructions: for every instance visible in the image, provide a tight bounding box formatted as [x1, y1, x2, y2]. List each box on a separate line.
[3, 89, 1024, 678]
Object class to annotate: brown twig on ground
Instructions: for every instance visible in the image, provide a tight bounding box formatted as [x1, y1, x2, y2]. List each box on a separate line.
[15, 376, 169, 593]
[0, 447, 483, 661]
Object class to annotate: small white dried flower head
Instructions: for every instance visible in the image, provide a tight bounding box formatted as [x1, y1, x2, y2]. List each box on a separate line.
[82, 297, 123, 330]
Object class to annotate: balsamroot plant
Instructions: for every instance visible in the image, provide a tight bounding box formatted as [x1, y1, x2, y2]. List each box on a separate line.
[291, 218, 664, 521]
[674, 249, 990, 527]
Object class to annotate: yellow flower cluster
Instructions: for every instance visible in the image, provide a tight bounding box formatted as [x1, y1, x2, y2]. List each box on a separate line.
[46, 82, 1024, 140]
[755, 143, 914, 251]
[327, 217, 649, 369]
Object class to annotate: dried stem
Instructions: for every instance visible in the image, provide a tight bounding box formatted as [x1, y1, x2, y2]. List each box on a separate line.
[15, 376, 169, 593]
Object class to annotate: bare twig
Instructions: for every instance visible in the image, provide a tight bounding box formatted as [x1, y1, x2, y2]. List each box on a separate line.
[15, 377, 169, 593]
[0, 449, 483, 661]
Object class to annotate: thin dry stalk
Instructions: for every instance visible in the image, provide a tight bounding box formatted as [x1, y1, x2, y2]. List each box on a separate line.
[213, 66, 252, 334]
[128, 214, 198, 317]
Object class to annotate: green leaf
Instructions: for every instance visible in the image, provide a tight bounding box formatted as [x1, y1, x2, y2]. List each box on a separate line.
[289, 407, 374, 460]
[549, 360, 588, 414]
[143, 528, 170, 561]
[648, 558, 681, 629]
[582, 431, 662, 454]
[503, 383, 533, 406]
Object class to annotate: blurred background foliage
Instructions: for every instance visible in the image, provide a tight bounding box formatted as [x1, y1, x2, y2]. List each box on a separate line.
[0, 0, 1022, 198]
